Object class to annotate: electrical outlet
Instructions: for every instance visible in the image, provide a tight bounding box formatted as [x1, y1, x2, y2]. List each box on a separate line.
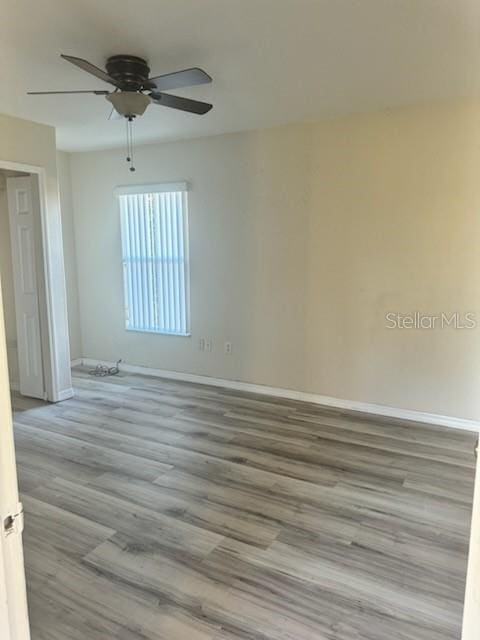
[198, 338, 205, 351]
[224, 341, 233, 354]
[205, 339, 213, 352]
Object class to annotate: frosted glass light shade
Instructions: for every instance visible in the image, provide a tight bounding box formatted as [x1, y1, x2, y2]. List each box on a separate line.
[106, 92, 151, 117]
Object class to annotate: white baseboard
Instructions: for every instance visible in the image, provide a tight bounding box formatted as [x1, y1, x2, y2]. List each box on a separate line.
[70, 358, 83, 367]
[55, 387, 75, 402]
[74, 357, 480, 433]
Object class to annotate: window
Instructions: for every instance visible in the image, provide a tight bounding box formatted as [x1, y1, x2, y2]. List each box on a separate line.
[117, 182, 190, 336]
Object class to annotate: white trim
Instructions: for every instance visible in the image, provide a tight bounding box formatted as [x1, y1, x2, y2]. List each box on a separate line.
[0, 158, 72, 404]
[0, 159, 45, 174]
[114, 182, 189, 196]
[6, 345, 19, 393]
[0, 267, 30, 640]
[35, 169, 59, 400]
[77, 358, 480, 433]
[462, 450, 480, 638]
[56, 387, 74, 401]
[70, 358, 83, 368]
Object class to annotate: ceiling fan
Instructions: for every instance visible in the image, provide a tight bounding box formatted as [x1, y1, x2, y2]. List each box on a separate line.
[28, 54, 213, 170]
[28, 54, 213, 116]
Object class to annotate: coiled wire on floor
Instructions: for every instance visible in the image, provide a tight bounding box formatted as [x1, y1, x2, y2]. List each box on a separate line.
[88, 359, 122, 377]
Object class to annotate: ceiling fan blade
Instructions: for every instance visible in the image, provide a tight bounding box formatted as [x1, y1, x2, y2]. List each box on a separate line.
[61, 54, 121, 88]
[27, 90, 110, 95]
[150, 92, 212, 114]
[148, 67, 212, 92]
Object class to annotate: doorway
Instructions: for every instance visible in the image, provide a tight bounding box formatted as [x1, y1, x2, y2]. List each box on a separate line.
[1, 170, 46, 400]
[0, 156, 74, 640]
[0, 159, 72, 403]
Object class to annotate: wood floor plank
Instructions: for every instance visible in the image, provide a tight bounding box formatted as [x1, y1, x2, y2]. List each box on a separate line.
[14, 418, 172, 481]
[201, 546, 456, 640]
[89, 471, 281, 548]
[14, 367, 476, 640]
[84, 534, 325, 640]
[213, 536, 462, 635]
[221, 407, 475, 464]
[31, 476, 223, 559]
[28, 553, 211, 640]
[22, 494, 115, 558]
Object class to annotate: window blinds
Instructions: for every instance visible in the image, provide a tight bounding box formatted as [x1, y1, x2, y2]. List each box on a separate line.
[119, 188, 190, 336]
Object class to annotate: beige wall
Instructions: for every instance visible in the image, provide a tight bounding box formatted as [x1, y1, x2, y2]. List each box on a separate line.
[70, 126, 311, 391]
[68, 100, 480, 421]
[306, 103, 480, 419]
[57, 152, 82, 360]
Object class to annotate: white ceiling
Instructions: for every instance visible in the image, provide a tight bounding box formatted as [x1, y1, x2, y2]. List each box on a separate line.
[2, 0, 480, 151]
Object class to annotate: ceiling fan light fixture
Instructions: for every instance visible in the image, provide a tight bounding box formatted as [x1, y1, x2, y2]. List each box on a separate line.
[28, 54, 213, 171]
[106, 91, 151, 117]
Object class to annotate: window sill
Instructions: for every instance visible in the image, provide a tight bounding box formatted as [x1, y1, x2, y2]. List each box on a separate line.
[125, 327, 191, 337]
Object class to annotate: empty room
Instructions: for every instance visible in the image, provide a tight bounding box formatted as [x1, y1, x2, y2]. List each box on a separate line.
[1, 1, 480, 639]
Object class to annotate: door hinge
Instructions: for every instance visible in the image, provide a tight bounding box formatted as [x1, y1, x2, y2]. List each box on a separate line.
[3, 503, 24, 537]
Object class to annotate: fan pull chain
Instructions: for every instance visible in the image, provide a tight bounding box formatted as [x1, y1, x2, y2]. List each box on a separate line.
[125, 116, 136, 172]
[125, 117, 129, 163]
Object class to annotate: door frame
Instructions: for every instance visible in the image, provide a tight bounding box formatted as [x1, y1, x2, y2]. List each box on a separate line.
[462, 442, 480, 639]
[0, 158, 72, 402]
[0, 282, 30, 640]
[0, 155, 73, 639]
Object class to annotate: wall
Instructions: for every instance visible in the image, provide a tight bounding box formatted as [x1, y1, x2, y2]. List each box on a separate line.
[0, 112, 72, 399]
[0, 176, 19, 384]
[70, 126, 311, 391]
[68, 100, 480, 422]
[57, 152, 82, 360]
[306, 102, 480, 420]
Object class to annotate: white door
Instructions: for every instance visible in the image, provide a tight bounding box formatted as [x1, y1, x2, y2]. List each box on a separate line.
[462, 440, 480, 639]
[0, 281, 30, 640]
[6, 176, 45, 399]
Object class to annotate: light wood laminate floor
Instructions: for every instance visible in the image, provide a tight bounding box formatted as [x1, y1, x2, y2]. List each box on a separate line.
[12, 367, 477, 640]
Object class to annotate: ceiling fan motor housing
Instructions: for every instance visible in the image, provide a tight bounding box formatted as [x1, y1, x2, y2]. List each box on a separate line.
[105, 55, 151, 91]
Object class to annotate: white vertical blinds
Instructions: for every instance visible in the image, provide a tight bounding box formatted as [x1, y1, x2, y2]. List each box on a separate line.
[119, 188, 190, 336]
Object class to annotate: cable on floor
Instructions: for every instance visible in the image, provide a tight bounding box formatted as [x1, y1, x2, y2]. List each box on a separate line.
[88, 359, 122, 377]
